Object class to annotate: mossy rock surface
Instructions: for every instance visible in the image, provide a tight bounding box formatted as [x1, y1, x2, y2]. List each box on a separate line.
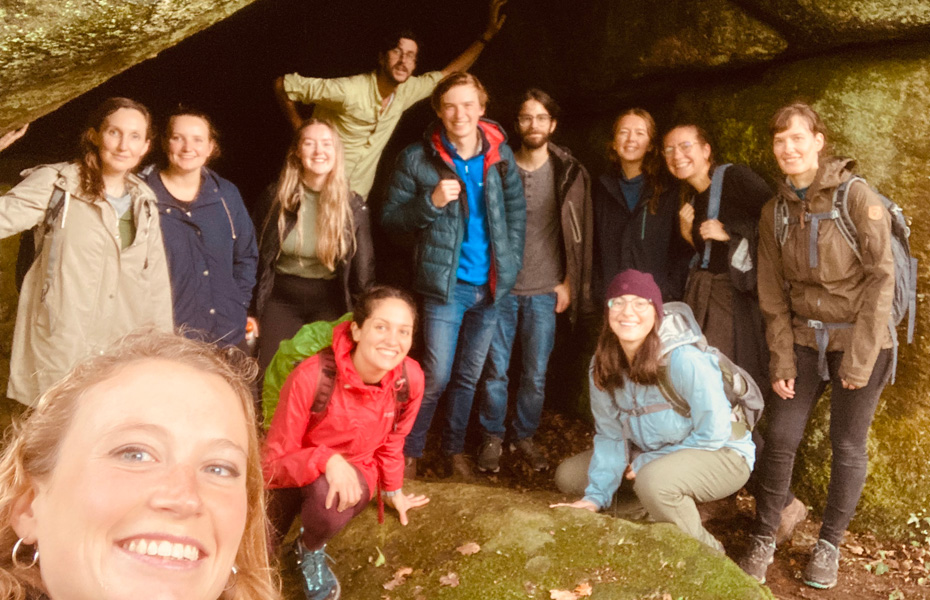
[672, 42, 930, 539]
[314, 482, 772, 599]
[0, 0, 261, 130]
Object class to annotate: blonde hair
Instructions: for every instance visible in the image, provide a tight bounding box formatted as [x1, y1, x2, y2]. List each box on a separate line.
[0, 329, 280, 600]
[275, 119, 354, 271]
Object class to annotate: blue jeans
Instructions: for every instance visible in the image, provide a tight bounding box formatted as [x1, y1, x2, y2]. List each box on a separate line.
[403, 282, 498, 457]
[480, 292, 557, 441]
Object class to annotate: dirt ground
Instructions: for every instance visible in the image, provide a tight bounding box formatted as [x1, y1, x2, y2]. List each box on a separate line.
[415, 411, 930, 600]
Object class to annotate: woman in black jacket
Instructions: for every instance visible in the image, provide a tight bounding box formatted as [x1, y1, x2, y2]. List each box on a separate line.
[593, 109, 691, 302]
[251, 119, 374, 379]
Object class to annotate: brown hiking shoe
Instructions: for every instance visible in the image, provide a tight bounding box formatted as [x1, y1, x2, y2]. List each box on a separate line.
[775, 497, 809, 545]
[403, 456, 417, 481]
[449, 453, 476, 482]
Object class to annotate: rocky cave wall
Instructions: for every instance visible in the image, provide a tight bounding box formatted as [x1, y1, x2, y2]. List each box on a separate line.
[2, 0, 930, 539]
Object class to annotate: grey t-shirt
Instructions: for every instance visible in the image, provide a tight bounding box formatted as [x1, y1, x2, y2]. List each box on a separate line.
[513, 157, 564, 295]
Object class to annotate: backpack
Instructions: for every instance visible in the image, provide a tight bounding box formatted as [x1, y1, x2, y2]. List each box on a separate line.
[655, 302, 764, 439]
[261, 314, 411, 429]
[14, 187, 66, 292]
[773, 176, 917, 382]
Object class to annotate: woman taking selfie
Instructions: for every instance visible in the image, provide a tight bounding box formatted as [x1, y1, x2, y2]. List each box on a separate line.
[0, 329, 280, 600]
[0, 97, 172, 406]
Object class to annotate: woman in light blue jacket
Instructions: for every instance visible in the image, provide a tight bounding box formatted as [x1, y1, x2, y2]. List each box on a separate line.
[552, 269, 754, 552]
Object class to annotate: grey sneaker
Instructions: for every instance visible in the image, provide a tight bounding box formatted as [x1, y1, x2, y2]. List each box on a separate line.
[477, 436, 503, 473]
[739, 534, 776, 584]
[775, 497, 809, 545]
[296, 541, 341, 600]
[511, 437, 549, 471]
[804, 539, 839, 589]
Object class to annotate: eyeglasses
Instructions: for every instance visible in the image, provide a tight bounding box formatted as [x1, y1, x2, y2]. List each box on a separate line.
[389, 48, 418, 64]
[517, 114, 552, 126]
[662, 141, 696, 157]
[607, 297, 653, 313]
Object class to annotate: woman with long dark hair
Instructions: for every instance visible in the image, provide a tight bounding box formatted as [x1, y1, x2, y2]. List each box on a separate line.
[0, 97, 172, 405]
[594, 109, 690, 301]
[141, 108, 258, 348]
[251, 119, 374, 377]
[552, 270, 754, 552]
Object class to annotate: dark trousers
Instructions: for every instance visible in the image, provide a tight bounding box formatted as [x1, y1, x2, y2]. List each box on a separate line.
[267, 465, 370, 553]
[752, 344, 892, 545]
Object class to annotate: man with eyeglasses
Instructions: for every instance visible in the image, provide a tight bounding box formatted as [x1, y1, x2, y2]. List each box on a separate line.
[475, 88, 593, 475]
[274, 0, 507, 200]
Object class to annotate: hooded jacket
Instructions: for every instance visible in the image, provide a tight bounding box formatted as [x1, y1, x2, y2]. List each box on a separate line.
[0, 162, 173, 405]
[582, 303, 755, 510]
[758, 157, 894, 387]
[382, 119, 526, 304]
[141, 166, 257, 346]
[262, 321, 425, 496]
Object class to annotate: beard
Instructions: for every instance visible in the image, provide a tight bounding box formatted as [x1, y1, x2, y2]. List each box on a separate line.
[520, 131, 550, 150]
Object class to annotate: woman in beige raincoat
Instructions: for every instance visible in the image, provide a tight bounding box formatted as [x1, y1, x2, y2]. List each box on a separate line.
[0, 97, 173, 405]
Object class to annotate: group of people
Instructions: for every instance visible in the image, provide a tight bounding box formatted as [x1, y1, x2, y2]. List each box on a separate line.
[0, 4, 898, 598]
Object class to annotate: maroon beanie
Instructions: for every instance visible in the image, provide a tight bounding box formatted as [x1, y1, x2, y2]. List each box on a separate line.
[605, 269, 663, 320]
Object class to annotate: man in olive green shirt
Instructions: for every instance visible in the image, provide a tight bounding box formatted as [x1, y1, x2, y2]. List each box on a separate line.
[274, 0, 507, 199]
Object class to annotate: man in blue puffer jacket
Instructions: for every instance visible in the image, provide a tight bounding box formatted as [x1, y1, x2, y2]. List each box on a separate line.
[382, 72, 526, 480]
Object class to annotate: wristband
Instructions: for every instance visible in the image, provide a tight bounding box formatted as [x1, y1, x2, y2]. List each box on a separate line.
[381, 490, 399, 498]
[478, 35, 492, 45]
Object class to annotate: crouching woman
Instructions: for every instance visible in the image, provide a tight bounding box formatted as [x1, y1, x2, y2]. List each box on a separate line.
[552, 270, 754, 552]
[262, 286, 427, 600]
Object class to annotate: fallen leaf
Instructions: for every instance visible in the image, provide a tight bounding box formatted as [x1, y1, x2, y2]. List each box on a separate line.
[383, 567, 413, 591]
[439, 572, 460, 587]
[848, 544, 865, 556]
[550, 590, 576, 600]
[574, 582, 593, 597]
[374, 547, 386, 567]
[456, 542, 481, 555]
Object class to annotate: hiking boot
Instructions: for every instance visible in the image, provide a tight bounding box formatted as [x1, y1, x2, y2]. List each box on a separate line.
[450, 453, 476, 482]
[803, 539, 840, 589]
[511, 437, 549, 472]
[403, 456, 417, 481]
[775, 497, 809, 545]
[295, 541, 341, 600]
[739, 534, 776, 584]
[477, 436, 503, 473]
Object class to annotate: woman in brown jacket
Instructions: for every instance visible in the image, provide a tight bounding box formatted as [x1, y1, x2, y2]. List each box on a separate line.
[740, 103, 895, 589]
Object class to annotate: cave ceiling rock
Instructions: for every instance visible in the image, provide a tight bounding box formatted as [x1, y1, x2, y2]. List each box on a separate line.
[0, 0, 261, 131]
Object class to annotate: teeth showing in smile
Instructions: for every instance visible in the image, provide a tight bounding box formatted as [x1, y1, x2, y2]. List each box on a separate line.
[125, 539, 200, 561]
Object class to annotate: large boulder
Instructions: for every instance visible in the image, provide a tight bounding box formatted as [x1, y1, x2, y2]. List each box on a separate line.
[0, 0, 261, 130]
[671, 41, 930, 539]
[308, 482, 773, 599]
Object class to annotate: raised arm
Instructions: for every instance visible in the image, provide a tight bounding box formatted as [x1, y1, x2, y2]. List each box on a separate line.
[440, 0, 507, 76]
[0, 123, 29, 153]
[274, 76, 303, 132]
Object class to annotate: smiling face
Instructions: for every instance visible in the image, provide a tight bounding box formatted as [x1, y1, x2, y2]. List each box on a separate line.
[437, 83, 486, 147]
[517, 99, 556, 150]
[94, 108, 151, 177]
[663, 125, 711, 183]
[296, 122, 337, 187]
[13, 359, 250, 600]
[378, 37, 418, 86]
[165, 115, 215, 175]
[607, 294, 657, 349]
[773, 114, 824, 188]
[350, 298, 415, 384]
[612, 114, 652, 167]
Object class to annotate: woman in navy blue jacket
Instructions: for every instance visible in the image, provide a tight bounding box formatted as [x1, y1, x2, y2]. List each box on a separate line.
[141, 108, 258, 348]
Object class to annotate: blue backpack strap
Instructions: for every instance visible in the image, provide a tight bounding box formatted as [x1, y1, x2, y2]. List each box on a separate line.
[701, 164, 730, 269]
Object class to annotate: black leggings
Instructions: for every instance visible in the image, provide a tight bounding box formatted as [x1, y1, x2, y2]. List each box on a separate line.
[257, 274, 344, 375]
